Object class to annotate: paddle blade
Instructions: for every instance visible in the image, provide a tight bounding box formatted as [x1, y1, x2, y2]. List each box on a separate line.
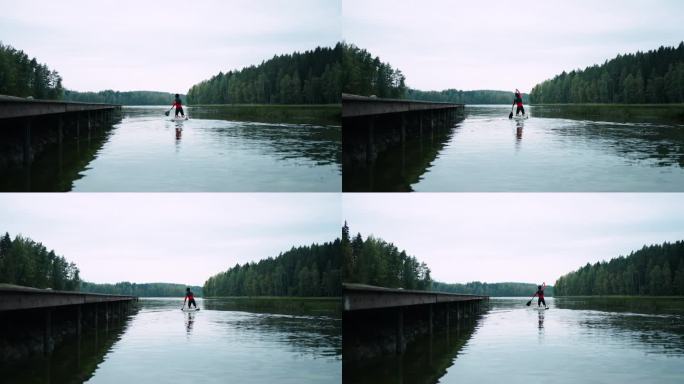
[526, 300, 532, 306]
[165, 111, 170, 116]
[509, 112, 513, 119]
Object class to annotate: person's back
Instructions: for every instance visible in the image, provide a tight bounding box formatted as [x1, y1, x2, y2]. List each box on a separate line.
[172, 94, 185, 118]
[513, 89, 525, 116]
[184, 287, 197, 309]
[535, 283, 547, 308]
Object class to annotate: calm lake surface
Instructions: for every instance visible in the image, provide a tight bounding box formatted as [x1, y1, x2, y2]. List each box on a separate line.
[345, 297, 684, 384]
[4, 297, 341, 384]
[355, 105, 684, 191]
[1, 106, 341, 192]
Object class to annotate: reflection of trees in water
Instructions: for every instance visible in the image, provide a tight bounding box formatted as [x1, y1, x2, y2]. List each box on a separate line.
[204, 298, 341, 358]
[555, 298, 684, 356]
[232, 313, 341, 358]
[532, 107, 684, 168]
[209, 123, 341, 167]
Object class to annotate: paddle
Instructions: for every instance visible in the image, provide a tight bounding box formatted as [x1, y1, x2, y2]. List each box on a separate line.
[165, 107, 173, 117]
[526, 292, 536, 306]
[509, 105, 514, 120]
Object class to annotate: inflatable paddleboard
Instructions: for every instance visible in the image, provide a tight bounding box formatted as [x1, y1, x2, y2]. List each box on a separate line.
[181, 308, 200, 312]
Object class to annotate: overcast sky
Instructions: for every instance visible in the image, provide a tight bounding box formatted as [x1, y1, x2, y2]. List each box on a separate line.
[343, 194, 684, 285]
[0, 0, 341, 93]
[0, 194, 340, 286]
[343, 0, 684, 92]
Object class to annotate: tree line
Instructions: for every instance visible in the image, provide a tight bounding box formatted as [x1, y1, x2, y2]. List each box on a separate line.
[187, 45, 342, 105]
[530, 42, 684, 104]
[432, 281, 553, 297]
[63, 90, 182, 105]
[341, 43, 407, 99]
[80, 282, 202, 297]
[555, 241, 684, 296]
[0, 42, 64, 100]
[203, 240, 341, 297]
[0, 233, 80, 291]
[342, 223, 432, 290]
[407, 89, 528, 105]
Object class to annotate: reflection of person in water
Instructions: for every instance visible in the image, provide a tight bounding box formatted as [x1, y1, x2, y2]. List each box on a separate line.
[538, 310, 545, 330]
[176, 127, 182, 141]
[185, 312, 195, 335]
[516, 120, 524, 141]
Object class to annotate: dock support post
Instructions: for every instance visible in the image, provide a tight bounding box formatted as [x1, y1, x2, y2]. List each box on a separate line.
[58, 116, 64, 145]
[418, 111, 423, 140]
[75, 113, 80, 140]
[396, 307, 404, 354]
[105, 303, 110, 333]
[43, 309, 52, 355]
[94, 303, 98, 330]
[76, 305, 82, 338]
[23, 119, 32, 165]
[400, 114, 406, 144]
[87, 112, 92, 142]
[430, 111, 435, 143]
[429, 304, 433, 336]
[366, 117, 375, 164]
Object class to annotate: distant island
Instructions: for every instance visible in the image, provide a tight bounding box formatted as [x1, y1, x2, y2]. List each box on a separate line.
[555, 240, 684, 296]
[531, 42, 684, 104]
[187, 44, 342, 105]
[204, 240, 341, 297]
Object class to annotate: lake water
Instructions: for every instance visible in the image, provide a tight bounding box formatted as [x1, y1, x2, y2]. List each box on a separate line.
[344, 297, 684, 384]
[0, 106, 341, 192]
[347, 105, 684, 191]
[3, 297, 341, 384]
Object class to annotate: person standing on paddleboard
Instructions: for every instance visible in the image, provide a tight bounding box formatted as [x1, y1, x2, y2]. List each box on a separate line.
[172, 94, 185, 118]
[183, 287, 197, 309]
[511, 89, 525, 118]
[533, 282, 548, 309]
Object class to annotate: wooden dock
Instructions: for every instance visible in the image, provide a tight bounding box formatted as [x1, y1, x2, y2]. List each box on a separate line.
[0, 95, 119, 120]
[342, 93, 463, 118]
[342, 95, 465, 190]
[344, 283, 488, 311]
[0, 95, 121, 168]
[0, 285, 136, 311]
[0, 285, 137, 358]
[344, 283, 488, 357]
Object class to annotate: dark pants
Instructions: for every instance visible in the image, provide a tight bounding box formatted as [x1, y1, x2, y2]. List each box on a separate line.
[538, 297, 546, 306]
[175, 106, 185, 117]
[188, 298, 197, 308]
[516, 105, 525, 115]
